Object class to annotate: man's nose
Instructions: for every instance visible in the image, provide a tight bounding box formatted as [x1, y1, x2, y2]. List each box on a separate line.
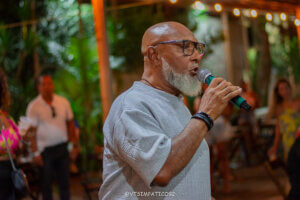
[190, 50, 204, 63]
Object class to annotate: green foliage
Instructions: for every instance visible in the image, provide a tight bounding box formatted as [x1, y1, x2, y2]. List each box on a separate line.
[0, 1, 102, 171]
[107, 3, 192, 72]
[55, 36, 102, 159]
[266, 23, 300, 82]
[247, 48, 258, 92]
[190, 11, 224, 56]
[0, 0, 82, 118]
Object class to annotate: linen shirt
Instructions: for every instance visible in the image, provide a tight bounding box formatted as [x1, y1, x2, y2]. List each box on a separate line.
[99, 82, 211, 200]
[26, 94, 73, 153]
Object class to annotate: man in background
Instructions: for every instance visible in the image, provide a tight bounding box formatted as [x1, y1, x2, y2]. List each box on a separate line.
[26, 75, 79, 200]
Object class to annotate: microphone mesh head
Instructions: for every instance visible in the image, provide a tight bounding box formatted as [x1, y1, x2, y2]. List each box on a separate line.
[197, 69, 211, 83]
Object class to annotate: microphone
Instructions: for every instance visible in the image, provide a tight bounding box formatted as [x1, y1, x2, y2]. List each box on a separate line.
[197, 69, 252, 112]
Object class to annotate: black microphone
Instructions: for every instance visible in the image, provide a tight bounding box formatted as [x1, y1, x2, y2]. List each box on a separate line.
[197, 69, 252, 112]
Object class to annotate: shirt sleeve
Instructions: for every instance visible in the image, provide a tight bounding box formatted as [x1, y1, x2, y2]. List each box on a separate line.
[65, 99, 74, 121]
[26, 103, 38, 127]
[113, 108, 171, 188]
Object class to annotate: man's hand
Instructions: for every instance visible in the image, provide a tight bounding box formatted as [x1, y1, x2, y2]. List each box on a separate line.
[33, 155, 44, 166]
[198, 78, 242, 120]
[70, 147, 80, 161]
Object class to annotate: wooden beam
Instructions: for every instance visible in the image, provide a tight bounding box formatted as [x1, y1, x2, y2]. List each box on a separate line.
[297, 7, 300, 53]
[112, 0, 298, 13]
[91, 0, 113, 121]
[106, 0, 164, 11]
[202, 0, 297, 14]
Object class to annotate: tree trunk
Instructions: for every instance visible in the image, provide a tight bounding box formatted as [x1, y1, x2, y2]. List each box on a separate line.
[31, 0, 41, 80]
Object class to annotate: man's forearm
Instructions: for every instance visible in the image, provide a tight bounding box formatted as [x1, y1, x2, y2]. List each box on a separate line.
[152, 119, 208, 186]
[67, 120, 77, 145]
[27, 127, 38, 153]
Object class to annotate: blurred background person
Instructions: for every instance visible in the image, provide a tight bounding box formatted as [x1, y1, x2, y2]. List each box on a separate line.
[240, 80, 260, 110]
[69, 119, 81, 174]
[193, 86, 234, 194]
[287, 127, 300, 200]
[0, 68, 21, 200]
[209, 105, 235, 194]
[26, 75, 79, 200]
[236, 80, 260, 166]
[268, 78, 300, 161]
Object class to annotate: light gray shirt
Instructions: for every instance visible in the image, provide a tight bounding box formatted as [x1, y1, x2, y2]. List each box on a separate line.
[99, 82, 210, 200]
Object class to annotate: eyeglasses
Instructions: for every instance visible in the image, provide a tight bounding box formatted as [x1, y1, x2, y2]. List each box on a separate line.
[151, 40, 206, 56]
[50, 106, 56, 118]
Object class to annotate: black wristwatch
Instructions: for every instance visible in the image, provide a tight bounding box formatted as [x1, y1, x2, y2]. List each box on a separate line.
[191, 111, 214, 131]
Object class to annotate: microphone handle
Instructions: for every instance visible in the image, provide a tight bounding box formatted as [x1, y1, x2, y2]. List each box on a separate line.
[205, 75, 251, 111]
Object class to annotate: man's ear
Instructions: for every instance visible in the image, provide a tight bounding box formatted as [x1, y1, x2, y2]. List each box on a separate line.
[147, 47, 160, 65]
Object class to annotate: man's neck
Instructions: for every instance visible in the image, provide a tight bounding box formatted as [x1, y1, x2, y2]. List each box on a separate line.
[42, 94, 53, 105]
[141, 75, 181, 97]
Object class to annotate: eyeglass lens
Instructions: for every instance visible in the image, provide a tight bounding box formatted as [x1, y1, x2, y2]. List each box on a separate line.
[183, 41, 204, 56]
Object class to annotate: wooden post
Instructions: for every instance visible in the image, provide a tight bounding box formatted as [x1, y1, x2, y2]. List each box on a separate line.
[221, 12, 246, 85]
[297, 7, 300, 53]
[222, 12, 233, 82]
[91, 0, 113, 121]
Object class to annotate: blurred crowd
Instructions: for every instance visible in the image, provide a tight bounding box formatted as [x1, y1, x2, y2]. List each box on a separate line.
[0, 69, 81, 200]
[192, 78, 300, 199]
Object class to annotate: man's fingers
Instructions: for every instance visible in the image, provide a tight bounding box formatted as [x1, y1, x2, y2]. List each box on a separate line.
[223, 87, 242, 101]
[217, 87, 232, 97]
[209, 77, 225, 88]
[215, 80, 232, 92]
[219, 85, 240, 97]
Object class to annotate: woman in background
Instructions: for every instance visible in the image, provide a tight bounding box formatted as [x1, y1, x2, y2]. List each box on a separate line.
[268, 78, 300, 161]
[0, 68, 21, 200]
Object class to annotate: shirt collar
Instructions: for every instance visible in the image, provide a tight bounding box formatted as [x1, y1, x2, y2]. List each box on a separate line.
[38, 94, 56, 106]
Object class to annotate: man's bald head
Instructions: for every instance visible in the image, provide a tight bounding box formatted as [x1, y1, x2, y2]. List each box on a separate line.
[141, 22, 194, 55]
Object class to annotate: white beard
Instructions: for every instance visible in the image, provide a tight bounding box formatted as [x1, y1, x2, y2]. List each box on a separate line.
[161, 58, 202, 97]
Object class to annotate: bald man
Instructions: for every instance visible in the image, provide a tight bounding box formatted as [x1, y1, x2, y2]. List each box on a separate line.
[98, 22, 242, 200]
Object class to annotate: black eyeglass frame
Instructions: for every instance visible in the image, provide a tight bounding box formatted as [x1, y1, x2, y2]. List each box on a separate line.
[151, 40, 206, 56]
[50, 106, 56, 118]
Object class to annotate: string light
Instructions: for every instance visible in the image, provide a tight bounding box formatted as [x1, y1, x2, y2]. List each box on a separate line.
[233, 8, 240, 17]
[250, 9, 257, 18]
[266, 13, 272, 21]
[280, 13, 287, 21]
[194, 1, 205, 10]
[187, 1, 296, 26]
[214, 3, 222, 12]
[169, 0, 177, 4]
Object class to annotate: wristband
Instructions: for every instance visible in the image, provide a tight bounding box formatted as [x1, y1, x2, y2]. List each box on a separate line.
[68, 142, 79, 152]
[191, 111, 214, 131]
[68, 142, 73, 152]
